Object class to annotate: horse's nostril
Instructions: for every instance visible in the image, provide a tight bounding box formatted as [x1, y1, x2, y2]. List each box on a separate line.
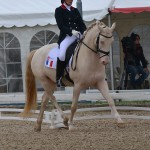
[102, 61, 107, 65]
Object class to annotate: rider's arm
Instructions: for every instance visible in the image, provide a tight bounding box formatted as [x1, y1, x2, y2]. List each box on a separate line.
[55, 7, 72, 36]
[74, 8, 87, 34]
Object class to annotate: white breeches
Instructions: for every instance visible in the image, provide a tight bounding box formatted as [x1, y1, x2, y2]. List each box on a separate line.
[59, 34, 82, 61]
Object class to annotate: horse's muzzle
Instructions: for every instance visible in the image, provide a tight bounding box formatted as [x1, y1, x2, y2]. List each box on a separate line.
[100, 56, 109, 65]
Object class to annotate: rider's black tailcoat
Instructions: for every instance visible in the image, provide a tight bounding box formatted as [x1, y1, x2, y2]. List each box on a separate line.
[55, 4, 87, 45]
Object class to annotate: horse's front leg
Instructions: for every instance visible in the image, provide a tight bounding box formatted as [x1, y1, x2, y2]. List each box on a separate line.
[69, 84, 81, 130]
[97, 80, 124, 127]
[34, 92, 49, 132]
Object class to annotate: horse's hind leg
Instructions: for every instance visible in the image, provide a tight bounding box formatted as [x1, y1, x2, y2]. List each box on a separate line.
[34, 92, 49, 132]
[97, 81, 124, 126]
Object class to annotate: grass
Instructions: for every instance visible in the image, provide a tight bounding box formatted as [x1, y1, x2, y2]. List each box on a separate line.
[1, 100, 150, 110]
[42, 100, 150, 111]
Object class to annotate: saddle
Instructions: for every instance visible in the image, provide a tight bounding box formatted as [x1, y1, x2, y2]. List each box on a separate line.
[45, 40, 79, 86]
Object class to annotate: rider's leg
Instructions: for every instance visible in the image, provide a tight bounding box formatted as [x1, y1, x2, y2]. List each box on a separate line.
[56, 35, 76, 87]
[127, 65, 138, 88]
[136, 65, 149, 85]
[56, 57, 66, 87]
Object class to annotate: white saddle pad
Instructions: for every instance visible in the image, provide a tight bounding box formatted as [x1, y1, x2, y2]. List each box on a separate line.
[45, 46, 59, 69]
[45, 45, 74, 72]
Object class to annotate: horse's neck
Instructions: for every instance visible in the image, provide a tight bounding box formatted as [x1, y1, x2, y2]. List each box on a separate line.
[83, 30, 96, 50]
[76, 31, 103, 70]
[79, 29, 96, 58]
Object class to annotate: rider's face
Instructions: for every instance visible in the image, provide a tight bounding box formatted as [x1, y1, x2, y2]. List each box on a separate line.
[65, 0, 73, 6]
[135, 36, 140, 44]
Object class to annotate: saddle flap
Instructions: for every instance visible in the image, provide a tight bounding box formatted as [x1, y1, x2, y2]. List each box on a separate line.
[65, 40, 78, 64]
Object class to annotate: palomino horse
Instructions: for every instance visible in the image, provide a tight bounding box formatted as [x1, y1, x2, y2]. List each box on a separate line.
[22, 21, 124, 131]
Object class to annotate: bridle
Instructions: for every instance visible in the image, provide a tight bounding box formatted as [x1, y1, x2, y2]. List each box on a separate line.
[96, 32, 113, 58]
[71, 26, 113, 70]
[80, 28, 113, 58]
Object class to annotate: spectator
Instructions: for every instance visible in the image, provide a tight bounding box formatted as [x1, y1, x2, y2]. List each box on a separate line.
[125, 32, 149, 89]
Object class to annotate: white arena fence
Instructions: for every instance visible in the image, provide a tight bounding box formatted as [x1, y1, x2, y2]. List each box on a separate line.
[0, 88, 150, 128]
[0, 88, 150, 105]
[1, 106, 150, 129]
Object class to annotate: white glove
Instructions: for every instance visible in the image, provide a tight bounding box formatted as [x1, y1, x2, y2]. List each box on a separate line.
[72, 30, 80, 37]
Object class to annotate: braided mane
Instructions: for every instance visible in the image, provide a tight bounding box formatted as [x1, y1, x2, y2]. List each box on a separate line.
[83, 22, 97, 38]
[83, 21, 106, 39]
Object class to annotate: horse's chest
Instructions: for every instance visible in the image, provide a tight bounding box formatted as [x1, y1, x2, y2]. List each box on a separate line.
[78, 72, 105, 86]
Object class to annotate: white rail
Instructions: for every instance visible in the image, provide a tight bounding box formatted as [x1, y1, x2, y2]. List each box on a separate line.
[0, 90, 150, 105]
[0, 106, 150, 129]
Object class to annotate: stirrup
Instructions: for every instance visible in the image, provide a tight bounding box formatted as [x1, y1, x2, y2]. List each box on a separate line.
[56, 79, 65, 87]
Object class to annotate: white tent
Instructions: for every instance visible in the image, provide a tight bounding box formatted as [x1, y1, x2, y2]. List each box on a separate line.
[1, 0, 150, 28]
[0, 0, 150, 92]
[0, 0, 114, 28]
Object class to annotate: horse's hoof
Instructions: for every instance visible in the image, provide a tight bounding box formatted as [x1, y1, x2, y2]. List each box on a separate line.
[117, 121, 125, 128]
[50, 123, 69, 129]
[63, 126, 69, 129]
[69, 125, 76, 131]
[34, 126, 41, 132]
[50, 125, 57, 130]
[63, 117, 69, 127]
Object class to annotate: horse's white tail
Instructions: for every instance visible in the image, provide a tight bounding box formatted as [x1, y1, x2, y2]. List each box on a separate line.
[21, 50, 37, 117]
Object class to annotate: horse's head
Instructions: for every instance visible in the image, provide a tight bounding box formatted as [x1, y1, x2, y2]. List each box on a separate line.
[95, 20, 115, 65]
[83, 21, 115, 66]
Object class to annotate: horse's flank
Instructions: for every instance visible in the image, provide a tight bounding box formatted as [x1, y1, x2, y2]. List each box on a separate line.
[31, 43, 58, 82]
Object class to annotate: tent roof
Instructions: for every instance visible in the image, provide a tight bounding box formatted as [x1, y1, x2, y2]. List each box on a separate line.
[0, 0, 113, 28]
[112, 0, 150, 13]
[0, 0, 150, 28]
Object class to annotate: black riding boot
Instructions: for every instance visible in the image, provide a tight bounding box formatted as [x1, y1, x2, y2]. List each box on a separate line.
[56, 58, 66, 87]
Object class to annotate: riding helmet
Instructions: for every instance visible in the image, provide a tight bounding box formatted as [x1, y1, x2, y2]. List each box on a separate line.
[61, 0, 65, 4]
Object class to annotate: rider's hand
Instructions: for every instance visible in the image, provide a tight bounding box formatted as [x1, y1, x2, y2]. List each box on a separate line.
[72, 30, 80, 37]
[144, 68, 149, 73]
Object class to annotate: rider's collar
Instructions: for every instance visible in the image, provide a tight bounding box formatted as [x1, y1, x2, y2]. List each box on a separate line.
[61, 3, 74, 10]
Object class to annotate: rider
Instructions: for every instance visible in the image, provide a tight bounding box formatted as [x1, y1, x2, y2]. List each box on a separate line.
[55, 0, 87, 87]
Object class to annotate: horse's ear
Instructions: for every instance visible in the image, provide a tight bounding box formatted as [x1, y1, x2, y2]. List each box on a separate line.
[96, 20, 100, 25]
[96, 20, 106, 30]
[110, 22, 116, 32]
[100, 22, 105, 26]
